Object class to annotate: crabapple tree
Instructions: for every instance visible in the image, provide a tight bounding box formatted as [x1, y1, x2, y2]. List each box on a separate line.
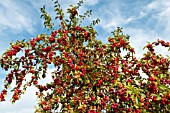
[0, 0, 170, 113]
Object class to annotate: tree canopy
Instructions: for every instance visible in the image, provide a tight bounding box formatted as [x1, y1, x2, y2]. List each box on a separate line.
[0, 0, 170, 113]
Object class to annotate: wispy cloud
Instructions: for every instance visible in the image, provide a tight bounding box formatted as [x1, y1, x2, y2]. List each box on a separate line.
[0, 86, 37, 113]
[0, 67, 55, 113]
[0, 1, 39, 34]
[84, 0, 99, 6]
[123, 27, 169, 58]
[0, 0, 46, 57]
[145, 0, 170, 39]
[93, 0, 170, 57]
[93, 0, 150, 32]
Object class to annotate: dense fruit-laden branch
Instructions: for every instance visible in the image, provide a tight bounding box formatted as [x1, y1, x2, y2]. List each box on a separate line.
[0, 0, 170, 112]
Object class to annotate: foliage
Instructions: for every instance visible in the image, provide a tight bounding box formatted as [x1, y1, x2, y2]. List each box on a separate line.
[0, 0, 170, 112]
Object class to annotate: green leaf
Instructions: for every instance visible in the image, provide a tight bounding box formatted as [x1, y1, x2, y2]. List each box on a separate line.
[106, 104, 111, 109]
[142, 108, 146, 112]
[141, 93, 146, 98]
[159, 84, 167, 90]
[156, 95, 161, 100]
[136, 96, 139, 105]
[63, 108, 68, 111]
[151, 94, 156, 97]
[127, 90, 133, 95]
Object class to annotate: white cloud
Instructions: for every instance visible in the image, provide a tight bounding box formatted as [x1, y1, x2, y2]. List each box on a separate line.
[124, 28, 170, 58]
[94, 0, 170, 58]
[84, 0, 99, 6]
[124, 28, 155, 58]
[58, 0, 99, 6]
[0, 67, 55, 113]
[145, 0, 170, 39]
[0, 1, 38, 34]
[0, 86, 37, 113]
[98, 5, 132, 31]
[0, 78, 5, 90]
[93, 1, 145, 33]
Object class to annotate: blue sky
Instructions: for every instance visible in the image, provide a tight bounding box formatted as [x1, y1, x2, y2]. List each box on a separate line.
[0, 0, 170, 112]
